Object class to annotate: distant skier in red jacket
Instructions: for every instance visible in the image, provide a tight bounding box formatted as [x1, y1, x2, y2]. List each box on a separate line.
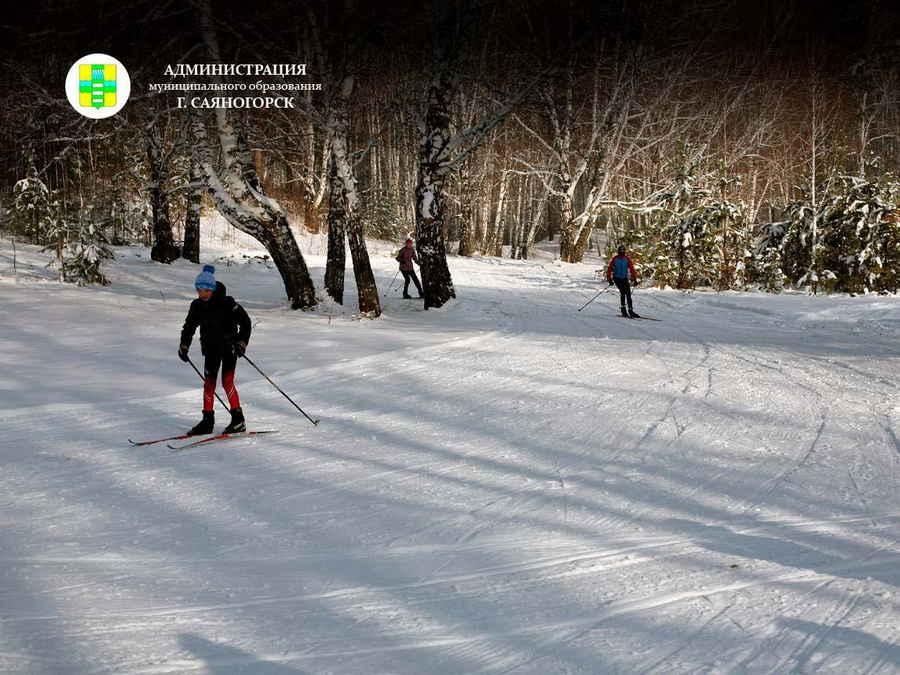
[395, 238, 423, 299]
[606, 245, 640, 318]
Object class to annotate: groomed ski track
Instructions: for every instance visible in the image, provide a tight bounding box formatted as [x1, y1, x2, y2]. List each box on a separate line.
[2, 235, 900, 674]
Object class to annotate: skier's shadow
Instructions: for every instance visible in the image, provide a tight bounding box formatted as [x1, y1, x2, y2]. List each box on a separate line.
[178, 634, 309, 674]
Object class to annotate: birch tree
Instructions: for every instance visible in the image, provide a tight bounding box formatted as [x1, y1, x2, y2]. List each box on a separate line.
[315, 1, 380, 315]
[193, 0, 316, 309]
[324, 153, 346, 303]
[415, 0, 535, 308]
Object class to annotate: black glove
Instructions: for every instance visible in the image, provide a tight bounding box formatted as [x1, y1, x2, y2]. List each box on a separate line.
[235, 341, 247, 357]
[178, 344, 189, 362]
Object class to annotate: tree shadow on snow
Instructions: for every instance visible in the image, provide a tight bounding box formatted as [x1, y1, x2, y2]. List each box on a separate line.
[178, 634, 309, 674]
[660, 519, 900, 588]
[777, 618, 900, 671]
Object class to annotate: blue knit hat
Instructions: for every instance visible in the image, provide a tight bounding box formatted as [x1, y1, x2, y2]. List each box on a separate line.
[194, 264, 216, 291]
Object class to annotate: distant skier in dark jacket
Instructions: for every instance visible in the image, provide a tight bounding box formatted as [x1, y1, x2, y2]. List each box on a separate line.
[396, 238, 423, 299]
[606, 245, 640, 318]
[178, 265, 252, 435]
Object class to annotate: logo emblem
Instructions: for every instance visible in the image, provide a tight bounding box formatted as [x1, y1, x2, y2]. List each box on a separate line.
[65, 54, 131, 119]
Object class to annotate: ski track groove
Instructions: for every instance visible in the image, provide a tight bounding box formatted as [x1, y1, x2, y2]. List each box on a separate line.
[881, 415, 900, 461]
[658, 311, 831, 517]
[743, 412, 827, 514]
[803, 354, 899, 391]
[847, 466, 877, 529]
[633, 292, 900, 547]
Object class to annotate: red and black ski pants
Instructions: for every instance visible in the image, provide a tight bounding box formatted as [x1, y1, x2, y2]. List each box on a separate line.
[203, 351, 241, 412]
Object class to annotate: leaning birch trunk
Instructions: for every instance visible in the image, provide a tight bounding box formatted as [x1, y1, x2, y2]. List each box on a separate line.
[573, 217, 594, 261]
[346, 211, 380, 315]
[521, 188, 549, 260]
[193, 114, 317, 309]
[195, 0, 316, 309]
[324, 156, 346, 304]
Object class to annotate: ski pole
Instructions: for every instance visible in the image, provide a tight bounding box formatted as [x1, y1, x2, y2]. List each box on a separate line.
[185, 356, 231, 413]
[577, 286, 612, 312]
[240, 354, 320, 426]
[385, 269, 400, 296]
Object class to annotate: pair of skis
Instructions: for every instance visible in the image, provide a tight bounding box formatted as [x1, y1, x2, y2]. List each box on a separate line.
[617, 314, 662, 321]
[128, 430, 278, 452]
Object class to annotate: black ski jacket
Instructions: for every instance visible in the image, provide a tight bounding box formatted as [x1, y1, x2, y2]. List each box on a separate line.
[180, 281, 251, 356]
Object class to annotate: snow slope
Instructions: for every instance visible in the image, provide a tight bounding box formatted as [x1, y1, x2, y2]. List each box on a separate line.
[2, 224, 900, 674]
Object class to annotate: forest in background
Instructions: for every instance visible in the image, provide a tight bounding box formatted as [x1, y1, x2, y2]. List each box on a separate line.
[2, 0, 900, 309]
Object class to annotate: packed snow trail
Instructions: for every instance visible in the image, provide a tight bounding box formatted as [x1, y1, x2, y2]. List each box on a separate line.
[2, 236, 900, 674]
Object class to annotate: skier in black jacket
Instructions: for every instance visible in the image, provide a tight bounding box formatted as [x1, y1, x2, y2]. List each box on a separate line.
[178, 265, 252, 435]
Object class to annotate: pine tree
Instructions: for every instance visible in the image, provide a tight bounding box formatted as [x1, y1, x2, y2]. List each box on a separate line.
[61, 216, 114, 286]
[751, 221, 789, 292]
[643, 172, 717, 288]
[12, 159, 52, 245]
[39, 194, 114, 286]
[817, 171, 900, 293]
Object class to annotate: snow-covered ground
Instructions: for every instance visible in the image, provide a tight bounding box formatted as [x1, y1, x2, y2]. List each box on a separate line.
[2, 220, 900, 674]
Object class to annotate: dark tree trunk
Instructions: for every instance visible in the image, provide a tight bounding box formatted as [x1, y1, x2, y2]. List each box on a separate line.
[346, 212, 380, 314]
[415, 186, 455, 309]
[182, 160, 201, 263]
[415, 70, 456, 309]
[259, 213, 318, 308]
[327, 75, 382, 316]
[147, 131, 180, 263]
[324, 157, 346, 304]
